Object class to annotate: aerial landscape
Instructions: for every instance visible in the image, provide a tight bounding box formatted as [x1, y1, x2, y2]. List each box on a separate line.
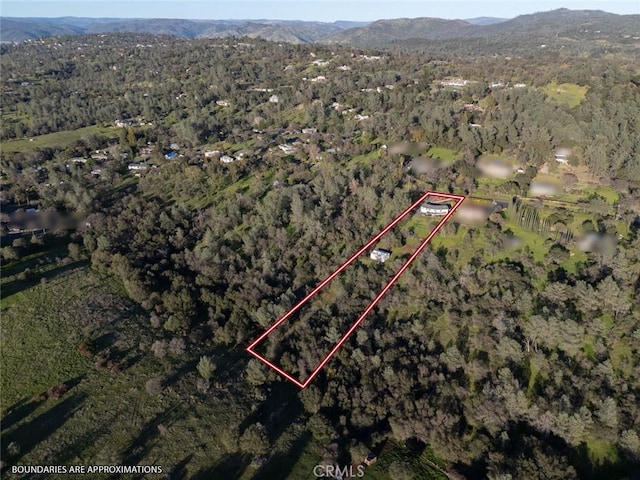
[1, 0, 639, 478]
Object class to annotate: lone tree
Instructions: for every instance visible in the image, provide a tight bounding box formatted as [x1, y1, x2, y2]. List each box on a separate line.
[197, 356, 216, 381]
[196, 356, 216, 392]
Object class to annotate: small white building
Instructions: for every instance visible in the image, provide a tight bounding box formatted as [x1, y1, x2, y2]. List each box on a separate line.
[440, 79, 468, 87]
[220, 155, 235, 163]
[370, 249, 391, 263]
[555, 148, 572, 164]
[420, 203, 450, 216]
[269, 95, 280, 103]
[278, 144, 296, 154]
[115, 119, 133, 128]
[128, 162, 149, 171]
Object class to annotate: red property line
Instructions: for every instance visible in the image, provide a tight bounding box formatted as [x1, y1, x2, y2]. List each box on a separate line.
[246, 191, 465, 388]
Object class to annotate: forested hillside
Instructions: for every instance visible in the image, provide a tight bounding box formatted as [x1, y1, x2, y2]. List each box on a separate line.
[1, 33, 639, 479]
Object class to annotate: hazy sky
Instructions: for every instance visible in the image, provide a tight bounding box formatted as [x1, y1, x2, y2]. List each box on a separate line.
[1, 0, 638, 22]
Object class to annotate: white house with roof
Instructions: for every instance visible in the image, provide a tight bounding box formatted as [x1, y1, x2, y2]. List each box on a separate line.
[370, 249, 391, 262]
[91, 151, 108, 161]
[420, 202, 451, 216]
[115, 119, 133, 128]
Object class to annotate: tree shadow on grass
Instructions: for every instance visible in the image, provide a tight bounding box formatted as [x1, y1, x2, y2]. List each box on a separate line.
[239, 382, 303, 442]
[90, 331, 118, 353]
[1, 397, 47, 433]
[0, 393, 87, 474]
[2, 375, 85, 432]
[113, 402, 187, 477]
[252, 431, 312, 480]
[167, 453, 194, 480]
[2, 260, 89, 298]
[161, 359, 199, 390]
[191, 453, 251, 480]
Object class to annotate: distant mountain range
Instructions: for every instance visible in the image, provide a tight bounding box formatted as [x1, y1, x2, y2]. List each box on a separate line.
[1, 10, 638, 49]
[0, 17, 366, 43]
[323, 9, 640, 47]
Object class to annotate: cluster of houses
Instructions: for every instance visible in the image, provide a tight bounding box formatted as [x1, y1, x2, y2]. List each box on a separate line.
[437, 78, 527, 89]
[202, 149, 245, 164]
[360, 85, 395, 93]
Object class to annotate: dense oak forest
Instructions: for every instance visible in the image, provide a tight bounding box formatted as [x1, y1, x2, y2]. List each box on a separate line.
[1, 32, 639, 479]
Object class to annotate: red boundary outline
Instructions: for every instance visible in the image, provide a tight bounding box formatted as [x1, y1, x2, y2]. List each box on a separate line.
[246, 191, 465, 388]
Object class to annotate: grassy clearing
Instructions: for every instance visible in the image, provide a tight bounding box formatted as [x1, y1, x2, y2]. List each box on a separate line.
[475, 176, 516, 200]
[583, 336, 596, 361]
[0, 265, 274, 478]
[586, 437, 618, 466]
[348, 149, 382, 167]
[1, 269, 95, 405]
[1, 125, 120, 153]
[589, 186, 619, 205]
[540, 82, 589, 108]
[2, 240, 94, 316]
[610, 339, 634, 378]
[427, 147, 460, 164]
[478, 152, 518, 166]
[364, 440, 448, 480]
[430, 225, 478, 266]
[561, 250, 588, 274]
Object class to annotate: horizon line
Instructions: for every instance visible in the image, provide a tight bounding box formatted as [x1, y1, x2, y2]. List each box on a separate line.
[1, 7, 635, 23]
